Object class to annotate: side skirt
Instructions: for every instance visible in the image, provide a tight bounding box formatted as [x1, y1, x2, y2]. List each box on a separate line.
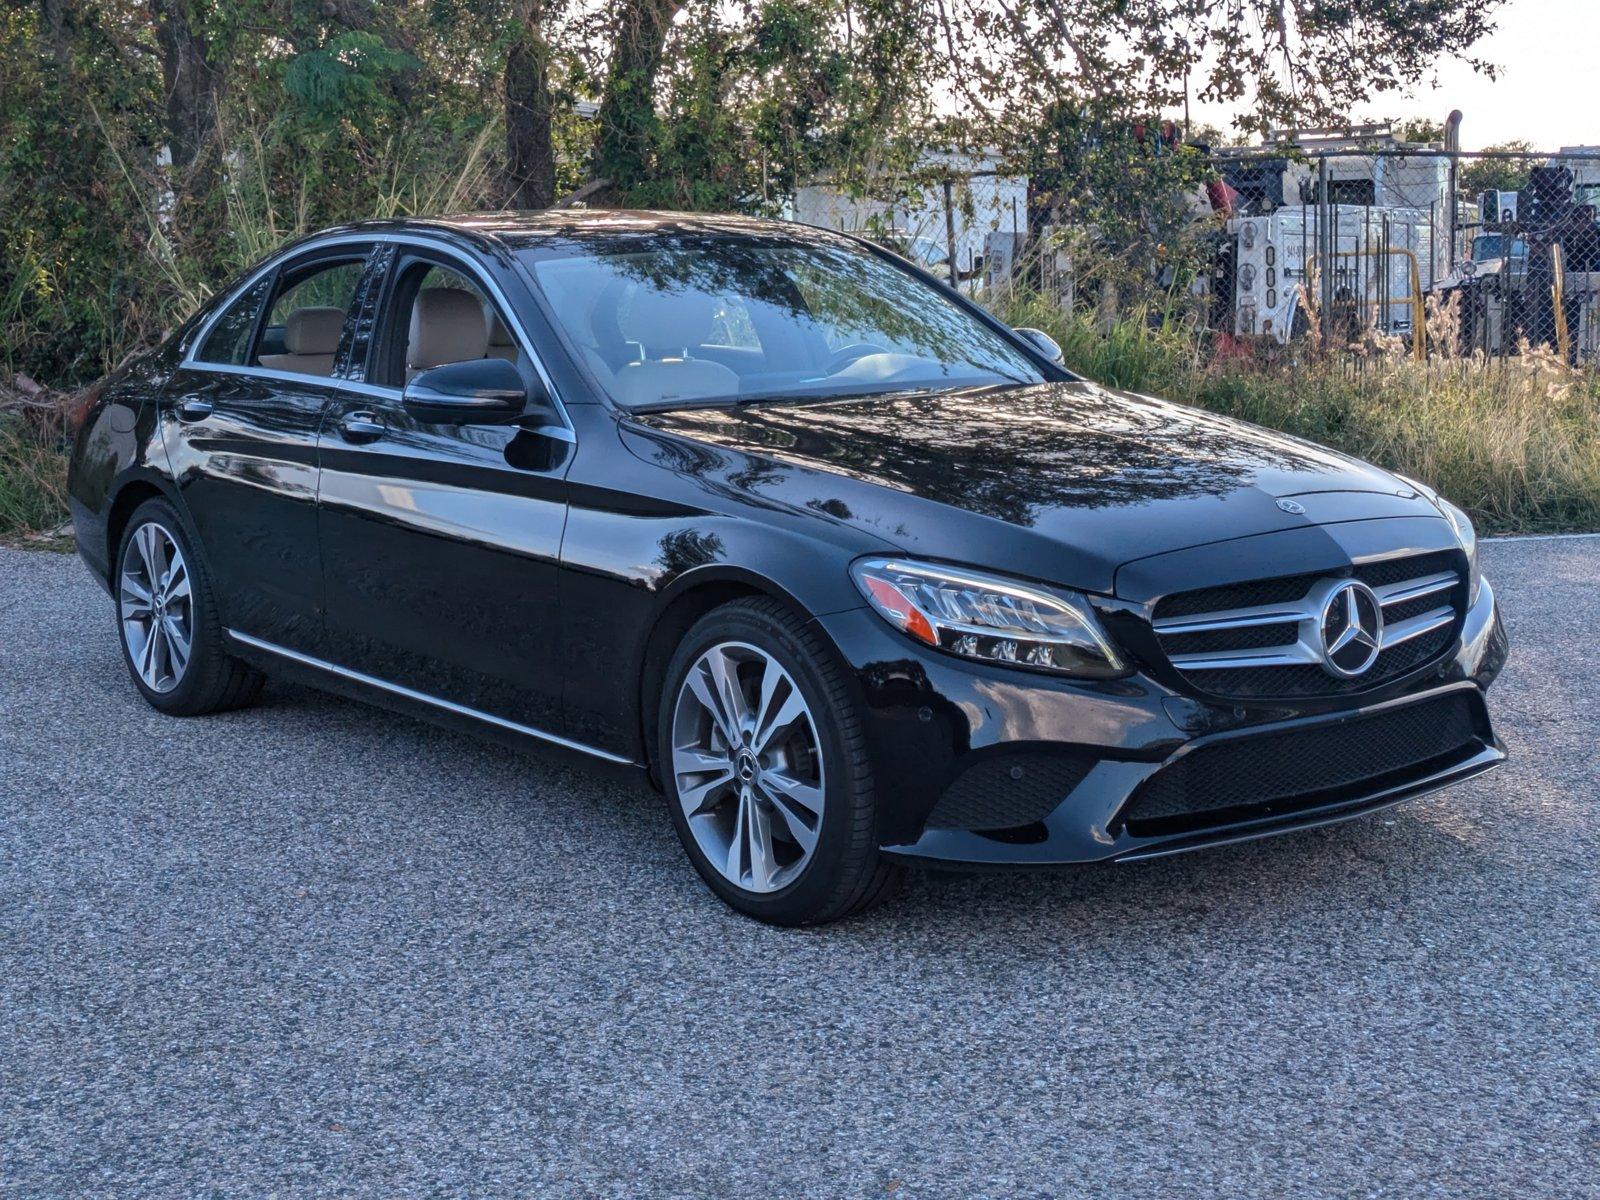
[225, 628, 642, 768]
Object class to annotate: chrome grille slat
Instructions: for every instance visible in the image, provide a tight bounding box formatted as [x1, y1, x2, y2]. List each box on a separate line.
[1375, 572, 1456, 606]
[1158, 604, 1305, 633]
[1380, 606, 1455, 648]
[1169, 642, 1322, 670]
[1152, 605, 1306, 635]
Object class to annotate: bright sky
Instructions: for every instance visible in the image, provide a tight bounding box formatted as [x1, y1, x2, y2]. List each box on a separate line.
[1187, 0, 1597, 152]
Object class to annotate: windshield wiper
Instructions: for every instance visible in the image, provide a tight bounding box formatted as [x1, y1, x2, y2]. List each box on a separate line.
[625, 396, 745, 415]
[625, 378, 1025, 416]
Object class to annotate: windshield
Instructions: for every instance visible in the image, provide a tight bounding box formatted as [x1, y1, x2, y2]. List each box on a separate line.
[1473, 234, 1528, 262]
[518, 233, 1047, 410]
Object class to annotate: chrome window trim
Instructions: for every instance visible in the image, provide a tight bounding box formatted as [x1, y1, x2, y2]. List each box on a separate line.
[183, 232, 380, 360]
[171, 362, 577, 443]
[170, 361, 394, 400]
[180, 230, 574, 435]
[226, 629, 635, 765]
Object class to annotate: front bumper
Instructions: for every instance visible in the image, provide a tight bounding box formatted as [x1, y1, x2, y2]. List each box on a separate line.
[818, 576, 1508, 867]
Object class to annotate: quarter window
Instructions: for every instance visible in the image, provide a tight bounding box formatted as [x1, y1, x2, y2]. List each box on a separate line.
[195, 276, 272, 365]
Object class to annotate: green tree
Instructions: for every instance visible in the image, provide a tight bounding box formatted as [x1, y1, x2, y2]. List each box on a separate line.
[1460, 140, 1536, 198]
[0, 0, 1513, 388]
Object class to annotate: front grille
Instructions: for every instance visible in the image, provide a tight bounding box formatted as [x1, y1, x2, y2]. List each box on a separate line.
[1182, 625, 1454, 697]
[1120, 691, 1482, 836]
[1150, 551, 1465, 699]
[925, 750, 1097, 831]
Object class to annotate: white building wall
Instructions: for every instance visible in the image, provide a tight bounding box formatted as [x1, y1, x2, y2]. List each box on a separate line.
[790, 155, 1028, 280]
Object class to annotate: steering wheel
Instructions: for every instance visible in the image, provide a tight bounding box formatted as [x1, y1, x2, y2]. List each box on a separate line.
[825, 342, 888, 374]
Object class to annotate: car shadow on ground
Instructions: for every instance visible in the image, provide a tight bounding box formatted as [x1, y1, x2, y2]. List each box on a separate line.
[230, 676, 1501, 948]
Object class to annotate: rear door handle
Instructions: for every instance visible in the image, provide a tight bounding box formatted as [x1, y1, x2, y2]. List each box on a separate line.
[338, 411, 386, 444]
[175, 398, 213, 422]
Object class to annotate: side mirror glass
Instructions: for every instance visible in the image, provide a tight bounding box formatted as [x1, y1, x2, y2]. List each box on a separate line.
[402, 357, 533, 425]
[1014, 326, 1065, 365]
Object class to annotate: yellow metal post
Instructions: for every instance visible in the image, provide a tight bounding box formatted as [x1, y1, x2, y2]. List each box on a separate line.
[1305, 247, 1425, 359]
[1551, 243, 1570, 360]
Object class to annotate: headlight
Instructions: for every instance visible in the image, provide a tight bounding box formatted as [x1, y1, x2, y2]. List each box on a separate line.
[849, 558, 1126, 678]
[1441, 499, 1481, 606]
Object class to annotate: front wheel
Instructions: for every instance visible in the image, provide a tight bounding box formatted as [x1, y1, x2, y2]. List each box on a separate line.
[658, 598, 900, 925]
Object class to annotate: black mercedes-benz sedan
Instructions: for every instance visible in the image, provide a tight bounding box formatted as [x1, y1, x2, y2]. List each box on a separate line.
[68, 211, 1508, 924]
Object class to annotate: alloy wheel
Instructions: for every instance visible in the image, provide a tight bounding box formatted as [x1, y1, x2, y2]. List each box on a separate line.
[119, 522, 194, 694]
[671, 641, 826, 893]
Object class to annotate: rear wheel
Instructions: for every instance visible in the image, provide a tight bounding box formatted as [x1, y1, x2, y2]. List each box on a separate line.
[659, 597, 900, 926]
[115, 498, 264, 716]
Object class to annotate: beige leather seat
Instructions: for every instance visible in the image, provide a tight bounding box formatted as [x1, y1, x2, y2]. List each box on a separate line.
[259, 306, 344, 376]
[408, 288, 490, 379]
[485, 312, 519, 362]
[609, 291, 739, 407]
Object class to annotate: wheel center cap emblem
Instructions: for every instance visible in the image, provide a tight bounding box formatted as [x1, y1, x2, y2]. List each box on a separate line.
[1318, 580, 1384, 678]
[736, 750, 758, 783]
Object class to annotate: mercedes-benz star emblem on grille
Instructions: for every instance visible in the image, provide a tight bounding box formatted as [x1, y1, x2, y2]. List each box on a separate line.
[1319, 580, 1384, 678]
[1276, 498, 1306, 515]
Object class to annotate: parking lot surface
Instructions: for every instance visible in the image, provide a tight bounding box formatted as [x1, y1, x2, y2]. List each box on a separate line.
[1, 539, 1596, 1198]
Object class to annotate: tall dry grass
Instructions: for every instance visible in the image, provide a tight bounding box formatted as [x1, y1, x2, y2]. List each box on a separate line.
[0, 409, 70, 540]
[1, 119, 505, 543]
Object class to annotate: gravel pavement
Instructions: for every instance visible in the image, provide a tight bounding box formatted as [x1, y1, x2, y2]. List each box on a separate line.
[1, 540, 1596, 1198]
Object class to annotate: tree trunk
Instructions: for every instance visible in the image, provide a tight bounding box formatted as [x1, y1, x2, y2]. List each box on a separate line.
[594, 0, 680, 195]
[149, 0, 225, 257]
[504, 2, 556, 211]
[38, 0, 72, 67]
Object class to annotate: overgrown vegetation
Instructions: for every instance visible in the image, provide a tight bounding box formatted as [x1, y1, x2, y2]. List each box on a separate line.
[997, 293, 1600, 533]
[7, 0, 1584, 544]
[0, 399, 70, 545]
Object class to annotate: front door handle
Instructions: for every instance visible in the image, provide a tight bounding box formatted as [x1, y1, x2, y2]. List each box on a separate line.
[338, 411, 386, 444]
[175, 398, 213, 422]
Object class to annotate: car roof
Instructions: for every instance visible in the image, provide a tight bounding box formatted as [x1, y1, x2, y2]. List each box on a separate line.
[323, 209, 822, 252]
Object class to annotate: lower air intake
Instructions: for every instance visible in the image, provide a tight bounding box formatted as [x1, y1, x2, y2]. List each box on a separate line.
[1120, 692, 1482, 836]
[926, 750, 1097, 832]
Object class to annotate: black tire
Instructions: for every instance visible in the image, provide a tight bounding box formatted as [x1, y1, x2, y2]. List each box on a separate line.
[658, 596, 901, 926]
[114, 497, 265, 716]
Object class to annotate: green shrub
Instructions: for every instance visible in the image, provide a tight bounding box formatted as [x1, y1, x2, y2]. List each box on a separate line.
[0, 414, 69, 541]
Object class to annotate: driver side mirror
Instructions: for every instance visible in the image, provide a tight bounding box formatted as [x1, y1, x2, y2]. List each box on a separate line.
[1013, 326, 1065, 365]
[402, 357, 539, 425]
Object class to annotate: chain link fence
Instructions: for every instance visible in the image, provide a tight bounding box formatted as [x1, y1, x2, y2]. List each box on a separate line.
[795, 144, 1600, 371]
[1209, 146, 1600, 367]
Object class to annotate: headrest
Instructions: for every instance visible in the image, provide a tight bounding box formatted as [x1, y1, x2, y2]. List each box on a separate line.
[620, 289, 718, 353]
[610, 358, 740, 407]
[487, 310, 515, 347]
[284, 307, 345, 355]
[409, 288, 490, 371]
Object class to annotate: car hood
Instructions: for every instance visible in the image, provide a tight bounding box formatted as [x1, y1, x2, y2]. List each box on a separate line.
[624, 381, 1442, 596]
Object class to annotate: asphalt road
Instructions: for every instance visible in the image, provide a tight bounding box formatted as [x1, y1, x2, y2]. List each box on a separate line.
[1, 539, 1596, 1199]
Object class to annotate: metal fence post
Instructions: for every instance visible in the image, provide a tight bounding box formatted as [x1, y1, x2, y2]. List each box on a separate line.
[943, 177, 958, 287]
[1319, 156, 1333, 346]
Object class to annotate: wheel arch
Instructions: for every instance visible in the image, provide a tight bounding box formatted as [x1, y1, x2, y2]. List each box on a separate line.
[104, 475, 180, 581]
[635, 565, 842, 790]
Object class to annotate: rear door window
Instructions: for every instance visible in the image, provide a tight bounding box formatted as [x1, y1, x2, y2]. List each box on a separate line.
[254, 258, 367, 378]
